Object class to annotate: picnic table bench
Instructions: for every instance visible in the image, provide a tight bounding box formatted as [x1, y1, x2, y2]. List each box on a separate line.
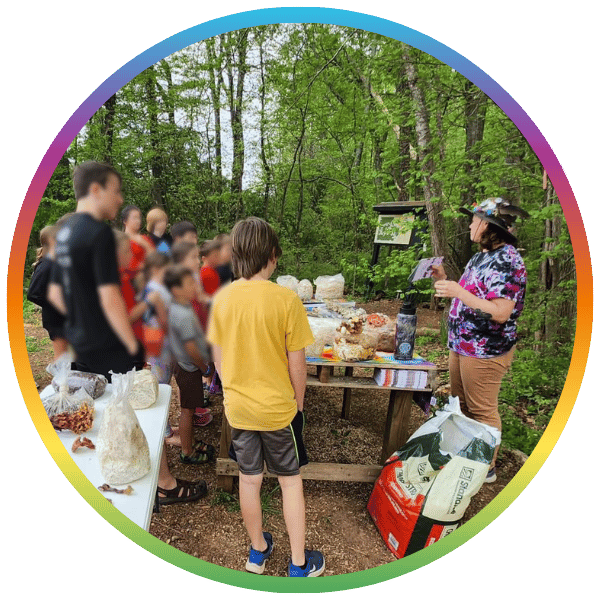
[216, 354, 437, 492]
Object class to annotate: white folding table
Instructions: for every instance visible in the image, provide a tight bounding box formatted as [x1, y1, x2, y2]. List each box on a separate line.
[40, 383, 171, 531]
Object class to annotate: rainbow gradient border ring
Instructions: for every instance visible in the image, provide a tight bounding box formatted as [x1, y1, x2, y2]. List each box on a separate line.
[8, 7, 591, 593]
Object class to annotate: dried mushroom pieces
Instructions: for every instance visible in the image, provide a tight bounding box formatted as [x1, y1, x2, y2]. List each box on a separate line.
[98, 484, 134, 495]
[50, 403, 94, 434]
[72, 436, 95, 452]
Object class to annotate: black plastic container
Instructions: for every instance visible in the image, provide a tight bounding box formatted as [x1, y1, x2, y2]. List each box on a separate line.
[394, 296, 417, 361]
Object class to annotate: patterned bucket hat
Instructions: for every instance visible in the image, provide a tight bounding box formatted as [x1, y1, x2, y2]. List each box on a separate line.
[459, 197, 529, 244]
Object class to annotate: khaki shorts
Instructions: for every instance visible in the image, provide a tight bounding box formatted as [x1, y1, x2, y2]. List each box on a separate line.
[230, 411, 308, 476]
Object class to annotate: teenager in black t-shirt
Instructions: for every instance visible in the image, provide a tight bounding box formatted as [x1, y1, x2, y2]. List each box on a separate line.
[48, 162, 142, 379]
[47, 161, 208, 506]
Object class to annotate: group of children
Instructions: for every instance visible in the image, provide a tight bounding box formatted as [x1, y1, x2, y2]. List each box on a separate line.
[29, 160, 325, 577]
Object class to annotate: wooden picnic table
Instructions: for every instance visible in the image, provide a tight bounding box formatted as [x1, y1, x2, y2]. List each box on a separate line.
[216, 354, 437, 492]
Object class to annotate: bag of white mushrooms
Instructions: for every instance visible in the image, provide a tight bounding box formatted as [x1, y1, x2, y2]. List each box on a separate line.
[96, 370, 151, 485]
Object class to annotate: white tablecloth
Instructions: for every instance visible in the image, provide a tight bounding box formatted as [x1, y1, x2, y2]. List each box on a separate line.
[41, 383, 172, 531]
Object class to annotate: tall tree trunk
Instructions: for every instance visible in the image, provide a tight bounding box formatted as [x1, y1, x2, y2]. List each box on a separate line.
[144, 66, 164, 208]
[455, 80, 488, 270]
[258, 37, 272, 220]
[206, 37, 224, 188]
[224, 29, 249, 218]
[102, 93, 117, 164]
[537, 177, 576, 344]
[402, 45, 451, 274]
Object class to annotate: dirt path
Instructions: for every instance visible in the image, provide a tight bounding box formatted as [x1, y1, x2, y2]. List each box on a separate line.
[25, 301, 526, 576]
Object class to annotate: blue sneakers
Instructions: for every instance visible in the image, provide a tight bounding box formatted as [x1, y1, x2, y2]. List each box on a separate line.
[485, 467, 497, 483]
[245, 532, 274, 574]
[288, 550, 325, 577]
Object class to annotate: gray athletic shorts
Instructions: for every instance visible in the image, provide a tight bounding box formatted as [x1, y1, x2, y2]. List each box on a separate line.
[231, 413, 307, 476]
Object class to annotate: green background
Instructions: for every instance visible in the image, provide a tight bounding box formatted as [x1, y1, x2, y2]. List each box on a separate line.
[0, 0, 599, 598]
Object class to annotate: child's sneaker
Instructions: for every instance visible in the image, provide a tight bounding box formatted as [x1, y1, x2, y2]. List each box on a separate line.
[245, 532, 274, 574]
[287, 550, 325, 577]
[195, 407, 211, 415]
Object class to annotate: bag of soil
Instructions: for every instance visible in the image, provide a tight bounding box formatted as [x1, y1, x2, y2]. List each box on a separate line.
[43, 353, 95, 434]
[96, 370, 151, 485]
[368, 396, 499, 558]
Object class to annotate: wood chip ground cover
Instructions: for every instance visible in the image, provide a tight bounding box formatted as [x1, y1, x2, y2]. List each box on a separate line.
[26, 301, 527, 577]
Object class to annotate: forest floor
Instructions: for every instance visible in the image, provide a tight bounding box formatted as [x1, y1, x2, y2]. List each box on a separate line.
[26, 299, 528, 577]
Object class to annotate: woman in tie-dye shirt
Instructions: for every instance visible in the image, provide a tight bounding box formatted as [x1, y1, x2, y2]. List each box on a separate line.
[432, 198, 528, 483]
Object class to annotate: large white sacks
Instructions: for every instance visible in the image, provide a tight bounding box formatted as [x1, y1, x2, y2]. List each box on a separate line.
[96, 370, 151, 485]
[368, 397, 499, 557]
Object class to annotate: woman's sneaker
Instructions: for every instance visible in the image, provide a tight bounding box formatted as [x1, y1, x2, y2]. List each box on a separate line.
[485, 467, 497, 483]
[245, 532, 274, 574]
[288, 550, 325, 577]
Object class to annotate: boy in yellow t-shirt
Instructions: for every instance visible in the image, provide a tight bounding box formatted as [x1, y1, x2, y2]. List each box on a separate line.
[207, 217, 325, 577]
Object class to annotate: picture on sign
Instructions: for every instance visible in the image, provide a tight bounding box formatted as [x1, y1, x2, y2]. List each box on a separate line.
[374, 214, 415, 245]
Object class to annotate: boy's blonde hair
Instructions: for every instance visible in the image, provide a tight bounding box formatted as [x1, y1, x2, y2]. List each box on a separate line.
[33, 225, 58, 269]
[230, 217, 282, 279]
[146, 207, 168, 234]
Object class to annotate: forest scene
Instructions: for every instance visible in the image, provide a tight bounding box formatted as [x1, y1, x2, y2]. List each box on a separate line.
[24, 24, 575, 574]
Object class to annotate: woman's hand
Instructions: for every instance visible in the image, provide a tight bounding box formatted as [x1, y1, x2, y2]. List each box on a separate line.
[434, 279, 464, 299]
[430, 264, 447, 281]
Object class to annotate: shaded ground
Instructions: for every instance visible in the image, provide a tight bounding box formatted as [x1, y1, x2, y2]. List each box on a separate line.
[26, 300, 527, 576]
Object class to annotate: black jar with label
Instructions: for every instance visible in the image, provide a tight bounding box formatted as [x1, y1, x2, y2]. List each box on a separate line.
[394, 297, 417, 361]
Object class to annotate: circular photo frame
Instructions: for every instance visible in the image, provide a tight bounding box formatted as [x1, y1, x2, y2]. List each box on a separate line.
[8, 7, 591, 594]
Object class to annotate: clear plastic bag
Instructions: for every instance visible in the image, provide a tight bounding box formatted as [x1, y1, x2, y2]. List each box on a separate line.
[306, 316, 342, 358]
[96, 370, 151, 484]
[297, 279, 314, 302]
[314, 273, 345, 300]
[276, 275, 299, 294]
[128, 369, 158, 410]
[43, 353, 95, 433]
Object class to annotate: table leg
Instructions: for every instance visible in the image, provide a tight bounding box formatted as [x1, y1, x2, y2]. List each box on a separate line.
[217, 409, 234, 493]
[341, 366, 354, 419]
[381, 390, 413, 464]
[317, 365, 332, 383]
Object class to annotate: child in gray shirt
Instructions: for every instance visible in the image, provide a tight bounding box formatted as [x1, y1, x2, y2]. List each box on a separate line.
[164, 265, 215, 465]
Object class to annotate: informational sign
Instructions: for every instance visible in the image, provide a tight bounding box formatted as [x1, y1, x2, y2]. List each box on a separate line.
[374, 213, 415, 245]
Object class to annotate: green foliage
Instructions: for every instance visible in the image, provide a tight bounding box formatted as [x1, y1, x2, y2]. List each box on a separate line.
[501, 344, 572, 410]
[25, 336, 47, 353]
[499, 409, 542, 456]
[27, 24, 575, 458]
[210, 490, 240, 512]
[23, 297, 38, 324]
[209, 483, 282, 516]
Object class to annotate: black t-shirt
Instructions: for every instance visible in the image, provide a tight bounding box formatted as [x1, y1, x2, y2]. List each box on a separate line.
[215, 262, 233, 285]
[27, 256, 66, 333]
[51, 213, 123, 354]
